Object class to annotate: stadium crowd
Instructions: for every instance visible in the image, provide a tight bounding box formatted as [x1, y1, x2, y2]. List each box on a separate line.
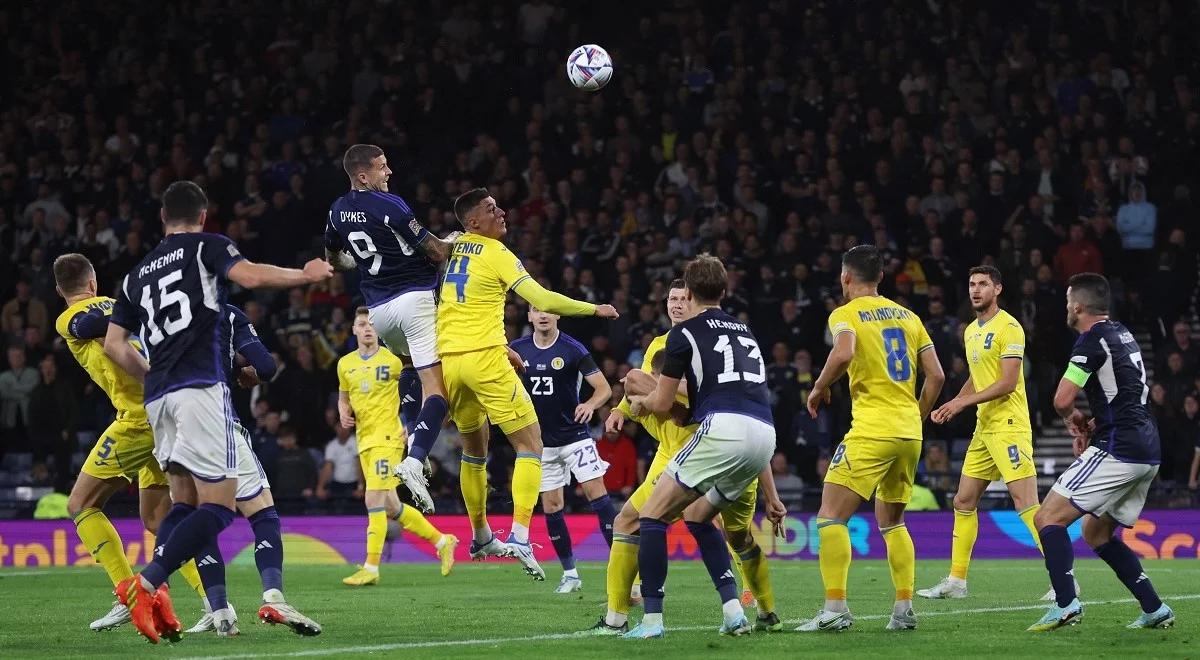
[2, 0, 1199, 514]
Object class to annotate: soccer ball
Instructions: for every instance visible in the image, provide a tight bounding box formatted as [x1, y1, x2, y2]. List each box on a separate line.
[566, 44, 613, 92]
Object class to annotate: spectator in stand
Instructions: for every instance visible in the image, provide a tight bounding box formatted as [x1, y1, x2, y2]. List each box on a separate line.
[597, 421, 638, 498]
[1160, 353, 1191, 409]
[2, 281, 48, 340]
[1172, 395, 1200, 485]
[0, 346, 38, 451]
[1115, 181, 1156, 286]
[253, 409, 284, 479]
[769, 452, 805, 493]
[272, 425, 318, 503]
[27, 355, 76, 489]
[1053, 222, 1103, 284]
[317, 425, 362, 501]
[1159, 322, 1199, 377]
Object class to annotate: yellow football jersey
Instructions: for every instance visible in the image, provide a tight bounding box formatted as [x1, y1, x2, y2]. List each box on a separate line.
[964, 308, 1031, 433]
[640, 332, 667, 372]
[337, 347, 406, 452]
[55, 296, 145, 417]
[827, 295, 933, 440]
[618, 330, 694, 456]
[437, 234, 530, 355]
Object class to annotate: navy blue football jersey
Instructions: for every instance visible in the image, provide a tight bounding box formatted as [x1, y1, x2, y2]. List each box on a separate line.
[662, 307, 773, 424]
[1067, 320, 1159, 463]
[511, 332, 600, 448]
[325, 189, 436, 307]
[111, 232, 245, 403]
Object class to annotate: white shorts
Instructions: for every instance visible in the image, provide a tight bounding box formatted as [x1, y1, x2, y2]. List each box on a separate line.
[234, 422, 270, 501]
[368, 288, 439, 369]
[666, 412, 775, 509]
[146, 383, 237, 481]
[1051, 446, 1159, 527]
[539, 438, 609, 492]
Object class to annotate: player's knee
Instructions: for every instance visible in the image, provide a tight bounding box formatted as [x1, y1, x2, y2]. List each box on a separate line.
[614, 505, 639, 532]
[952, 491, 978, 512]
[726, 527, 753, 553]
[541, 492, 564, 513]
[1033, 507, 1053, 530]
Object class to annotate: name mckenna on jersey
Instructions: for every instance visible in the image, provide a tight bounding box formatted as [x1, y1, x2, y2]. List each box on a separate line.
[137, 248, 185, 278]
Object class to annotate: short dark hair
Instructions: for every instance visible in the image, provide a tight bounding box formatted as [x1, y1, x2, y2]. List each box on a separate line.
[682, 254, 727, 302]
[343, 144, 384, 177]
[355, 306, 369, 317]
[1068, 272, 1110, 314]
[668, 278, 686, 291]
[53, 253, 95, 295]
[453, 187, 491, 226]
[162, 181, 208, 225]
[968, 265, 1002, 285]
[842, 245, 882, 283]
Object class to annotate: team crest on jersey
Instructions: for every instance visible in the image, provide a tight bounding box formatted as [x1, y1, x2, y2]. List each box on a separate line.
[408, 218, 422, 235]
[227, 244, 240, 258]
[360, 381, 370, 393]
[551, 357, 565, 370]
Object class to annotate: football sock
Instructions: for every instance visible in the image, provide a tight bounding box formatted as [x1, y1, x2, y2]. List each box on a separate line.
[1039, 525, 1077, 607]
[817, 517, 850, 611]
[606, 532, 640, 625]
[142, 503, 234, 590]
[1019, 504, 1043, 554]
[150, 503, 197, 593]
[73, 507, 132, 586]
[399, 367, 421, 430]
[881, 522, 916, 602]
[638, 518, 669, 618]
[950, 508, 978, 580]
[686, 521, 738, 607]
[407, 394, 448, 463]
[739, 544, 776, 613]
[395, 502, 443, 544]
[1095, 537, 1163, 613]
[366, 506, 387, 568]
[545, 510, 575, 571]
[194, 537, 229, 613]
[460, 453, 490, 544]
[177, 560, 206, 601]
[729, 542, 747, 589]
[589, 494, 616, 547]
[510, 453, 542, 543]
[248, 506, 284, 594]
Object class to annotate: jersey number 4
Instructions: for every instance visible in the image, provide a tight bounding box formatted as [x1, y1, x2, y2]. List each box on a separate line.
[445, 256, 470, 302]
[713, 334, 765, 383]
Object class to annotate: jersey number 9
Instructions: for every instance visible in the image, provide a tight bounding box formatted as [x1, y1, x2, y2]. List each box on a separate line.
[881, 328, 912, 382]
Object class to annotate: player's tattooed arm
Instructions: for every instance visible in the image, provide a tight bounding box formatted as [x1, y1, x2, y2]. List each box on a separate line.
[417, 231, 461, 263]
[325, 248, 357, 272]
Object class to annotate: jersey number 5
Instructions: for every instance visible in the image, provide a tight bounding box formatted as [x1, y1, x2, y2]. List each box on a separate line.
[881, 328, 912, 382]
[713, 334, 766, 383]
[138, 270, 193, 346]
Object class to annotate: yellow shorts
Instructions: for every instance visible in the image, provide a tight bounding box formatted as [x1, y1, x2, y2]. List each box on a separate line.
[360, 445, 405, 491]
[961, 431, 1036, 483]
[720, 478, 759, 532]
[629, 451, 671, 511]
[442, 346, 537, 435]
[80, 414, 168, 488]
[824, 435, 920, 503]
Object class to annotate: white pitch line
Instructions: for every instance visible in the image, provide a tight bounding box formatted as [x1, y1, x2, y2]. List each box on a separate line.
[179, 593, 1200, 660]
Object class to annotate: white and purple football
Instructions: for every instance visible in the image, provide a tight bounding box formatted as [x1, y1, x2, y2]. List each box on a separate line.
[566, 44, 613, 92]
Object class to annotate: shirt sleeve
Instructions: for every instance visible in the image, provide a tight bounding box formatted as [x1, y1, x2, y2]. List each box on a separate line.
[110, 275, 141, 332]
[201, 234, 247, 278]
[337, 358, 350, 392]
[660, 326, 691, 380]
[511, 277, 596, 316]
[229, 306, 276, 380]
[324, 211, 344, 251]
[489, 245, 533, 290]
[578, 353, 599, 376]
[827, 306, 855, 338]
[1063, 332, 1106, 387]
[998, 321, 1026, 360]
[65, 309, 109, 340]
[376, 192, 429, 246]
[913, 318, 934, 354]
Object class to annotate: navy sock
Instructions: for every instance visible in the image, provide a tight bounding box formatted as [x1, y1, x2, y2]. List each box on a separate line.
[195, 537, 228, 612]
[638, 517, 669, 615]
[1039, 525, 1077, 608]
[151, 503, 195, 586]
[589, 494, 616, 547]
[686, 520, 738, 605]
[545, 510, 575, 571]
[142, 503, 235, 589]
[248, 506, 284, 593]
[1095, 538, 1162, 613]
[407, 394, 448, 463]
[399, 368, 421, 431]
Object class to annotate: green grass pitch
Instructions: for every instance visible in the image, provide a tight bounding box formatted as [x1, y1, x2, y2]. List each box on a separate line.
[1, 559, 1194, 658]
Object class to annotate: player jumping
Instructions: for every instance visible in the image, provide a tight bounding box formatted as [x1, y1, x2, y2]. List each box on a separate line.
[325, 144, 461, 513]
[621, 255, 778, 639]
[800, 245, 944, 633]
[104, 181, 332, 643]
[439, 187, 618, 580]
[511, 307, 615, 593]
[1027, 273, 1173, 632]
[921, 266, 1070, 601]
[338, 308, 458, 586]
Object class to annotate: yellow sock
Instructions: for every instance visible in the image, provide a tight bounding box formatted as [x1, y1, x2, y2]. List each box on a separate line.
[1019, 504, 1043, 554]
[739, 544, 776, 613]
[177, 559, 206, 600]
[882, 523, 916, 601]
[728, 542, 748, 589]
[817, 518, 851, 600]
[396, 503, 443, 545]
[607, 534, 640, 615]
[460, 454, 489, 533]
[74, 507, 132, 586]
[511, 453, 542, 531]
[366, 507, 387, 566]
[950, 508, 978, 580]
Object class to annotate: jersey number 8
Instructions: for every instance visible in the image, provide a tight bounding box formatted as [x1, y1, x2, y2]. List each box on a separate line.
[881, 328, 911, 382]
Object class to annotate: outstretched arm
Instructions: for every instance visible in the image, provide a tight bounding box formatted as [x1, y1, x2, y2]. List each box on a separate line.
[417, 231, 462, 263]
[228, 258, 333, 289]
[511, 277, 617, 318]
